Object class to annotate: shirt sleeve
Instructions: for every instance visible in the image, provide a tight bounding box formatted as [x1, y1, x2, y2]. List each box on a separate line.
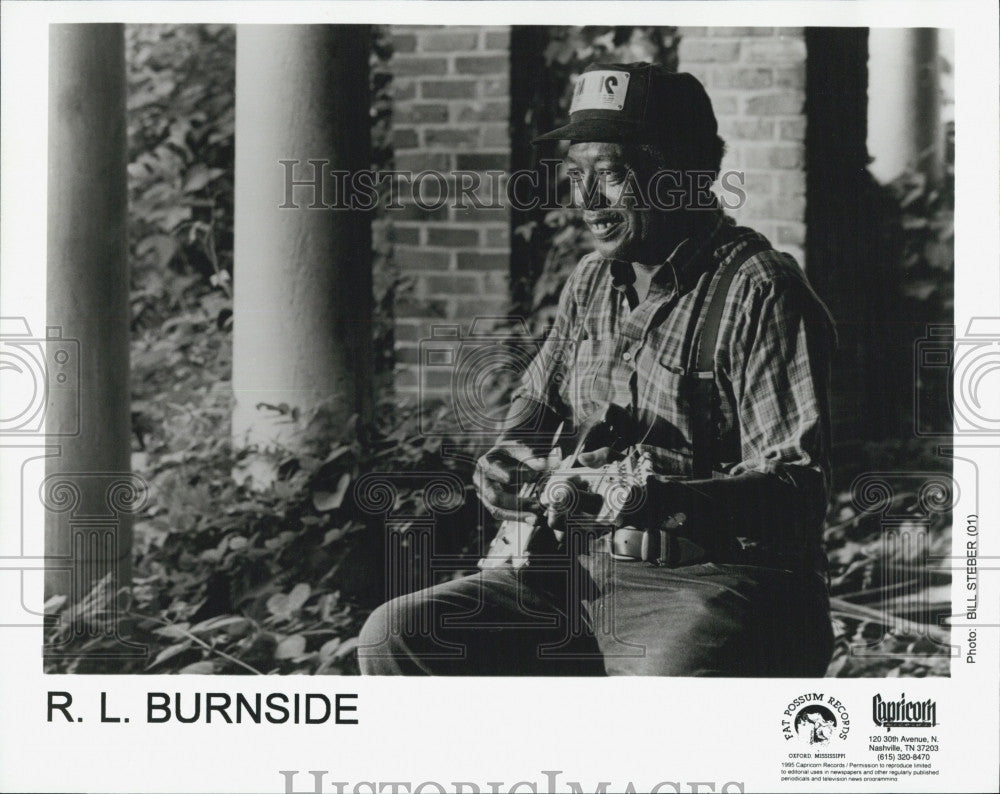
[727, 267, 836, 532]
[644, 262, 836, 563]
[507, 263, 582, 424]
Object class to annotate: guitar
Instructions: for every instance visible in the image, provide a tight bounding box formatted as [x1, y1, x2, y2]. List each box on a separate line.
[478, 403, 655, 570]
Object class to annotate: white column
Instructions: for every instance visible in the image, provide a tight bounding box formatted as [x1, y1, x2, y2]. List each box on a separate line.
[232, 26, 372, 454]
[46, 25, 133, 600]
[867, 28, 941, 184]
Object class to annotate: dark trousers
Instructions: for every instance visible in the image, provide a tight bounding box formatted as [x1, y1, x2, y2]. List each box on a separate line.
[358, 536, 833, 676]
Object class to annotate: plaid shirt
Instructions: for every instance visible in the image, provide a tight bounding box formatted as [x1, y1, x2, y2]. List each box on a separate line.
[513, 210, 836, 550]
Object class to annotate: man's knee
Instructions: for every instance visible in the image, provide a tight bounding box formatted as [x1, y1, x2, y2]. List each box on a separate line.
[357, 600, 397, 675]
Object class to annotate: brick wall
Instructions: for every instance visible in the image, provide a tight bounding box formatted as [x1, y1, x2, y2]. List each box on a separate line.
[389, 26, 512, 398]
[678, 27, 808, 268]
[386, 26, 811, 402]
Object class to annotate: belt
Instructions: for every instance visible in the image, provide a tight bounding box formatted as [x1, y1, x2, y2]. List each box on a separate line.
[610, 525, 707, 567]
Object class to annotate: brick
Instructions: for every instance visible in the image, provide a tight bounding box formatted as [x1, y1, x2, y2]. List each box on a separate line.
[743, 38, 806, 65]
[454, 55, 508, 75]
[779, 118, 806, 141]
[683, 66, 710, 86]
[758, 195, 806, 221]
[420, 79, 478, 99]
[483, 271, 510, 294]
[394, 151, 451, 172]
[393, 33, 417, 54]
[395, 246, 451, 270]
[452, 205, 508, 223]
[739, 171, 774, 195]
[481, 125, 510, 148]
[742, 144, 803, 170]
[418, 367, 455, 389]
[426, 226, 480, 247]
[455, 101, 508, 122]
[485, 226, 508, 247]
[423, 273, 482, 294]
[392, 127, 419, 149]
[396, 294, 448, 317]
[480, 77, 510, 97]
[393, 80, 417, 101]
[393, 202, 449, 222]
[777, 170, 806, 195]
[710, 94, 739, 116]
[776, 223, 805, 246]
[455, 152, 510, 170]
[484, 30, 510, 50]
[450, 297, 509, 317]
[421, 31, 478, 52]
[393, 365, 418, 390]
[394, 322, 422, 343]
[393, 55, 448, 76]
[744, 92, 804, 116]
[719, 118, 775, 141]
[712, 67, 773, 90]
[423, 127, 480, 148]
[394, 345, 422, 365]
[392, 224, 422, 245]
[678, 39, 741, 63]
[457, 251, 509, 270]
[774, 67, 805, 90]
[396, 103, 449, 124]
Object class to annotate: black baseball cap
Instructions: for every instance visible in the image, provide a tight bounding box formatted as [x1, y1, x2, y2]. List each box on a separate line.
[532, 62, 718, 149]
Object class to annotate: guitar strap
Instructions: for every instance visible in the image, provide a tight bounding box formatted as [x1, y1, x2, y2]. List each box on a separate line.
[685, 237, 768, 480]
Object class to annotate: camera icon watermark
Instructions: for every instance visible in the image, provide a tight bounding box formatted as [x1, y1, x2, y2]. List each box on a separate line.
[915, 317, 1000, 437]
[0, 317, 80, 437]
[417, 317, 575, 440]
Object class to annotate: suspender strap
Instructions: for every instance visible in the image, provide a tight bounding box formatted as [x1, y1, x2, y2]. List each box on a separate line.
[688, 239, 767, 479]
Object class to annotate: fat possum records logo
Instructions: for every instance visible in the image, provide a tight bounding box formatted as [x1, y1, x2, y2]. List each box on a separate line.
[781, 692, 851, 744]
[872, 693, 938, 730]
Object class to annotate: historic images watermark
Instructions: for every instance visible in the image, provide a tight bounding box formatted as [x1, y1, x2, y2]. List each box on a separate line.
[277, 159, 748, 213]
[278, 770, 746, 794]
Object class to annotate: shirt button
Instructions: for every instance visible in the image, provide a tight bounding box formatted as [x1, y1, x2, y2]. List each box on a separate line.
[622, 351, 632, 362]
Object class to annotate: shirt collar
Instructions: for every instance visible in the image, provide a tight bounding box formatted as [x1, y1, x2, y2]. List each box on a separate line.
[644, 208, 727, 299]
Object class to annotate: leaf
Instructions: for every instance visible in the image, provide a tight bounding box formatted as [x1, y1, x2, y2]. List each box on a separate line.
[135, 234, 178, 268]
[332, 636, 359, 661]
[182, 164, 224, 193]
[227, 535, 248, 551]
[189, 615, 251, 636]
[153, 622, 191, 640]
[312, 472, 352, 511]
[286, 583, 311, 612]
[318, 637, 341, 660]
[148, 640, 193, 669]
[275, 635, 306, 660]
[44, 595, 68, 615]
[180, 660, 216, 674]
[266, 592, 289, 617]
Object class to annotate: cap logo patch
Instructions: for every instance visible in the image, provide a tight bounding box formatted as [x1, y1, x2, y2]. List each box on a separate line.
[569, 70, 630, 113]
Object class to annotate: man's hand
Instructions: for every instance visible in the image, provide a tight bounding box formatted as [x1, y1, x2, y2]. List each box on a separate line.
[473, 441, 551, 522]
[538, 447, 621, 531]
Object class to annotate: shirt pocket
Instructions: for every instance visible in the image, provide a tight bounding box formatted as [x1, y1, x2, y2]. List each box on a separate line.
[639, 359, 695, 474]
[564, 337, 616, 418]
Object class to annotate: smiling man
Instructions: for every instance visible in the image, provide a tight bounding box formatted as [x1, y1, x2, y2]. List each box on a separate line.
[359, 63, 837, 677]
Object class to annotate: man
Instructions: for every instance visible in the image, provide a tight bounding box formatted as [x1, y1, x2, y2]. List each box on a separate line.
[359, 63, 836, 676]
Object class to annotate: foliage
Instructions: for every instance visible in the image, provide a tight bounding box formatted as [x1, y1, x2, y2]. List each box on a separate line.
[822, 440, 952, 677]
[46, 26, 955, 679]
[45, 23, 437, 675]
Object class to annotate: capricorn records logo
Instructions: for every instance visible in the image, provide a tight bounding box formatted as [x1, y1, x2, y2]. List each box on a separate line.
[781, 693, 851, 744]
[872, 693, 938, 730]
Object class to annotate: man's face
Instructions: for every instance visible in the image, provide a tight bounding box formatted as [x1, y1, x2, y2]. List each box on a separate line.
[566, 141, 673, 263]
